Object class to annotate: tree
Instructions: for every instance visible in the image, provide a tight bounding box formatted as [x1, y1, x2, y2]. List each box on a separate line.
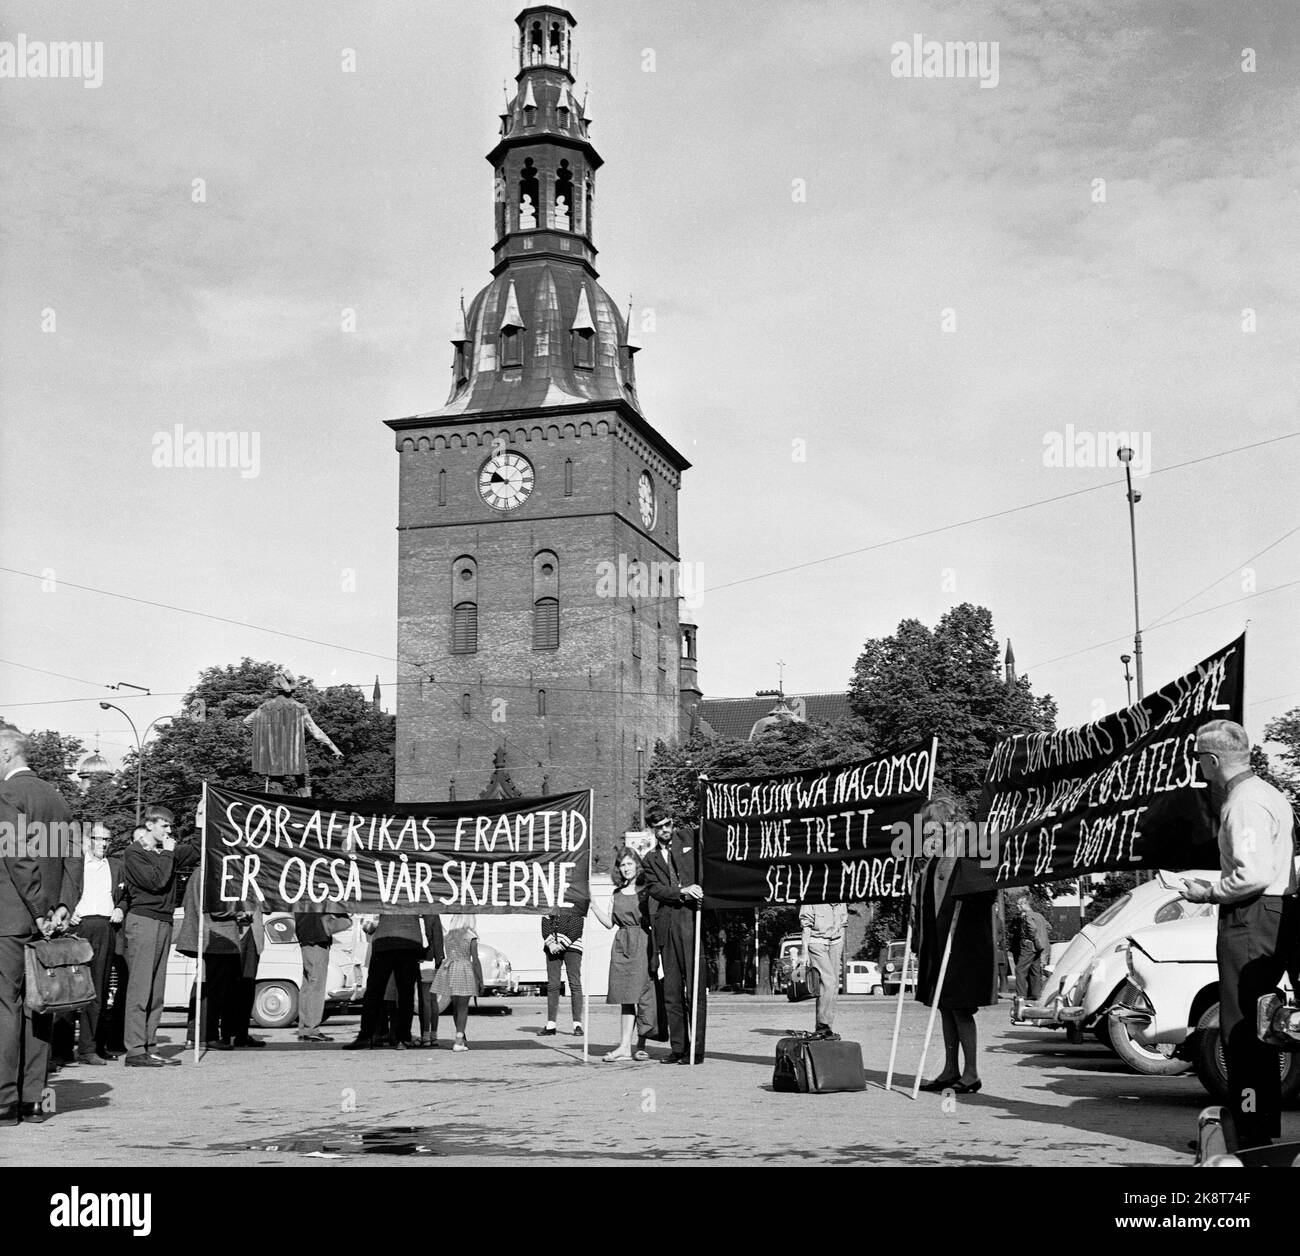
[22, 730, 87, 811]
[847, 603, 1057, 811]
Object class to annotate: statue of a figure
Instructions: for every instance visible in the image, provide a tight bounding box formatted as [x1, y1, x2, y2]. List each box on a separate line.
[243, 668, 342, 796]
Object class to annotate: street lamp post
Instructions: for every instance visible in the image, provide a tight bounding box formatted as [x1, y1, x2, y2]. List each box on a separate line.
[98, 705, 172, 825]
[1120, 654, 1134, 707]
[1116, 447, 1144, 699]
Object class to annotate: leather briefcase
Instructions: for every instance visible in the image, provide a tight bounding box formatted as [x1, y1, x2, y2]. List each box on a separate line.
[785, 964, 820, 1003]
[773, 1033, 866, 1094]
[24, 935, 97, 1015]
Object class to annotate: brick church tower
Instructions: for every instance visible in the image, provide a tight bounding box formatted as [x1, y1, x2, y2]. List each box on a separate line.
[386, 7, 693, 868]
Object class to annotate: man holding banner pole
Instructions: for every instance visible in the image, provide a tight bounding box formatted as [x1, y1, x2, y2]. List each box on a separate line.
[643, 805, 706, 1065]
[1179, 720, 1298, 1150]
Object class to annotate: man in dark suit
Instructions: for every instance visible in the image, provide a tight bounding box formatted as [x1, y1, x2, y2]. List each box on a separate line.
[0, 726, 81, 1124]
[642, 808, 707, 1064]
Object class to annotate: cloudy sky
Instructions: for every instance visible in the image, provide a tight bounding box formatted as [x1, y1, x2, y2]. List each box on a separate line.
[1, 0, 1297, 767]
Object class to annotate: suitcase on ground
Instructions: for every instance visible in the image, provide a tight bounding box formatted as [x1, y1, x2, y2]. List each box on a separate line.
[773, 1033, 866, 1094]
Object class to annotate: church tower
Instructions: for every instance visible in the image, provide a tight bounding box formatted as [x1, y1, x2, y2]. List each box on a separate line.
[387, 7, 691, 869]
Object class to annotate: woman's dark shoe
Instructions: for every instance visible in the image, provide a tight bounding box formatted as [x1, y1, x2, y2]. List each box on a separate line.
[918, 1075, 961, 1093]
[954, 1079, 983, 1094]
[342, 1037, 374, 1050]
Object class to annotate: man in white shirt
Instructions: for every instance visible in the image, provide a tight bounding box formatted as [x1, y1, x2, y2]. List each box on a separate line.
[69, 824, 126, 1064]
[800, 903, 849, 1038]
[1181, 720, 1298, 1149]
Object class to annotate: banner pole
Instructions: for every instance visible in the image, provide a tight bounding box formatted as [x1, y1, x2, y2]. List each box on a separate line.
[583, 788, 593, 1064]
[689, 775, 707, 1066]
[884, 916, 912, 1093]
[910, 901, 962, 1100]
[885, 741, 936, 1092]
[194, 781, 208, 1066]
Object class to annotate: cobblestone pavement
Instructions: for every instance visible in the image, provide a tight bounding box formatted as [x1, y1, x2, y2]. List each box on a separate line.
[8, 995, 1294, 1166]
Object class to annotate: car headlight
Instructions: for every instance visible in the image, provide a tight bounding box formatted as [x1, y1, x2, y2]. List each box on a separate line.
[884, 962, 895, 973]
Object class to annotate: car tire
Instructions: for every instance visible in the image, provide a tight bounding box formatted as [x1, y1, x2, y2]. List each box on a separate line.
[252, 980, 299, 1030]
[1107, 983, 1191, 1076]
[1192, 1002, 1300, 1104]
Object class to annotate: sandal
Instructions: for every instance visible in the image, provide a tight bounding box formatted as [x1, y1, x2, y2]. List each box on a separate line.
[633, 1049, 650, 1061]
[602, 1051, 631, 1062]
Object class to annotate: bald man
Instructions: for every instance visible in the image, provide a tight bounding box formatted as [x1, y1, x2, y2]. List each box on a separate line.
[1181, 720, 1298, 1149]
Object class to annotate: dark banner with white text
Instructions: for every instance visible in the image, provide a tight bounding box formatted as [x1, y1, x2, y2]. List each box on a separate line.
[699, 740, 937, 909]
[951, 635, 1244, 896]
[201, 784, 591, 914]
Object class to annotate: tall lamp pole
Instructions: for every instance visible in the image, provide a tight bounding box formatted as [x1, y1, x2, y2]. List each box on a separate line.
[1120, 654, 1134, 707]
[1116, 446, 1144, 699]
[98, 705, 172, 825]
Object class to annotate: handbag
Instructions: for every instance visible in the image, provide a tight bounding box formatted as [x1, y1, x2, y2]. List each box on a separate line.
[25, 934, 97, 1015]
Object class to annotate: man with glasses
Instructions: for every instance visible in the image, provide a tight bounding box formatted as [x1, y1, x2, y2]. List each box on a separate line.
[1180, 720, 1298, 1149]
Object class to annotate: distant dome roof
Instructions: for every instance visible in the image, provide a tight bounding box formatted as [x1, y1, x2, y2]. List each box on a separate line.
[76, 750, 114, 780]
[419, 261, 639, 420]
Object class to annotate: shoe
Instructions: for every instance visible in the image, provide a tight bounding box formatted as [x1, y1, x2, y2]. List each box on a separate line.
[76, 1053, 106, 1067]
[393, 1040, 409, 1050]
[0, 1103, 18, 1127]
[296, 1033, 331, 1043]
[184, 1039, 195, 1049]
[55, 1056, 80, 1068]
[541, 1023, 557, 1036]
[231, 1036, 265, 1049]
[452, 1036, 469, 1052]
[19, 1103, 51, 1124]
[148, 1053, 181, 1066]
[572, 1022, 583, 1035]
[97, 1050, 120, 1062]
[426, 1038, 440, 1049]
[677, 1055, 705, 1065]
[918, 1076, 960, 1093]
[661, 1053, 686, 1065]
[953, 1079, 983, 1094]
[124, 1054, 164, 1067]
[342, 1037, 374, 1050]
[206, 1040, 233, 1052]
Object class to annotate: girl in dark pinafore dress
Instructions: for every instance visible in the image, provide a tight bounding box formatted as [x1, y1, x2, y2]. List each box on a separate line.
[589, 849, 657, 1061]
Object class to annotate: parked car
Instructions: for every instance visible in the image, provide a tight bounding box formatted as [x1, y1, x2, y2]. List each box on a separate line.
[164, 910, 361, 1030]
[1110, 913, 1300, 1101]
[1015, 872, 1217, 1040]
[881, 940, 917, 996]
[845, 960, 884, 996]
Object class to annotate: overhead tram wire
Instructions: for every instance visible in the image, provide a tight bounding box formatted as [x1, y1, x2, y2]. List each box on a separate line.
[2, 430, 1296, 741]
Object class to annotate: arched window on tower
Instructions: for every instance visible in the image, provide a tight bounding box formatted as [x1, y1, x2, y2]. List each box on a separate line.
[548, 22, 564, 65]
[584, 177, 593, 238]
[533, 550, 559, 650]
[452, 556, 478, 653]
[657, 620, 665, 670]
[438, 468, 446, 506]
[461, 693, 471, 719]
[564, 457, 573, 497]
[630, 604, 641, 659]
[528, 21, 543, 66]
[537, 688, 547, 717]
[518, 159, 539, 230]
[554, 161, 573, 231]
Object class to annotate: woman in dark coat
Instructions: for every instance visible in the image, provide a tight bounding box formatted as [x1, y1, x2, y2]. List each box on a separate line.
[912, 793, 997, 1093]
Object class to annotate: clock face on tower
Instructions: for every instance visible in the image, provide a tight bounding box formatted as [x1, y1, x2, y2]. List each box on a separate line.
[478, 450, 535, 511]
[638, 470, 656, 529]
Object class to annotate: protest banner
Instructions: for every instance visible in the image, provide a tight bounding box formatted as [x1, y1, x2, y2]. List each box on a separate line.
[952, 634, 1244, 896]
[698, 739, 937, 909]
[200, 783, 592, 915]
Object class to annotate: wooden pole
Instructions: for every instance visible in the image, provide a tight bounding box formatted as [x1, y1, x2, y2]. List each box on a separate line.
[884, 917, 912, 1092]
[193, 781, 208, 1066]
[885, 745, 937, 1091]
[688, 775, 707, 1065]
[583, 788, 593, 1063]
[911, 902, 962, 1100]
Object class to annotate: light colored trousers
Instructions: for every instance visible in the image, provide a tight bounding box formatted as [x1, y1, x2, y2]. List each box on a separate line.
[298, 943, 330, 1034]
[808, 937, 843, 1030]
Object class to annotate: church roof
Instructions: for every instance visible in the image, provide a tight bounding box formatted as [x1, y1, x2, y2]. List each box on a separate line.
[413, 261, 641, 421]
[697, 693, 855, 741]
